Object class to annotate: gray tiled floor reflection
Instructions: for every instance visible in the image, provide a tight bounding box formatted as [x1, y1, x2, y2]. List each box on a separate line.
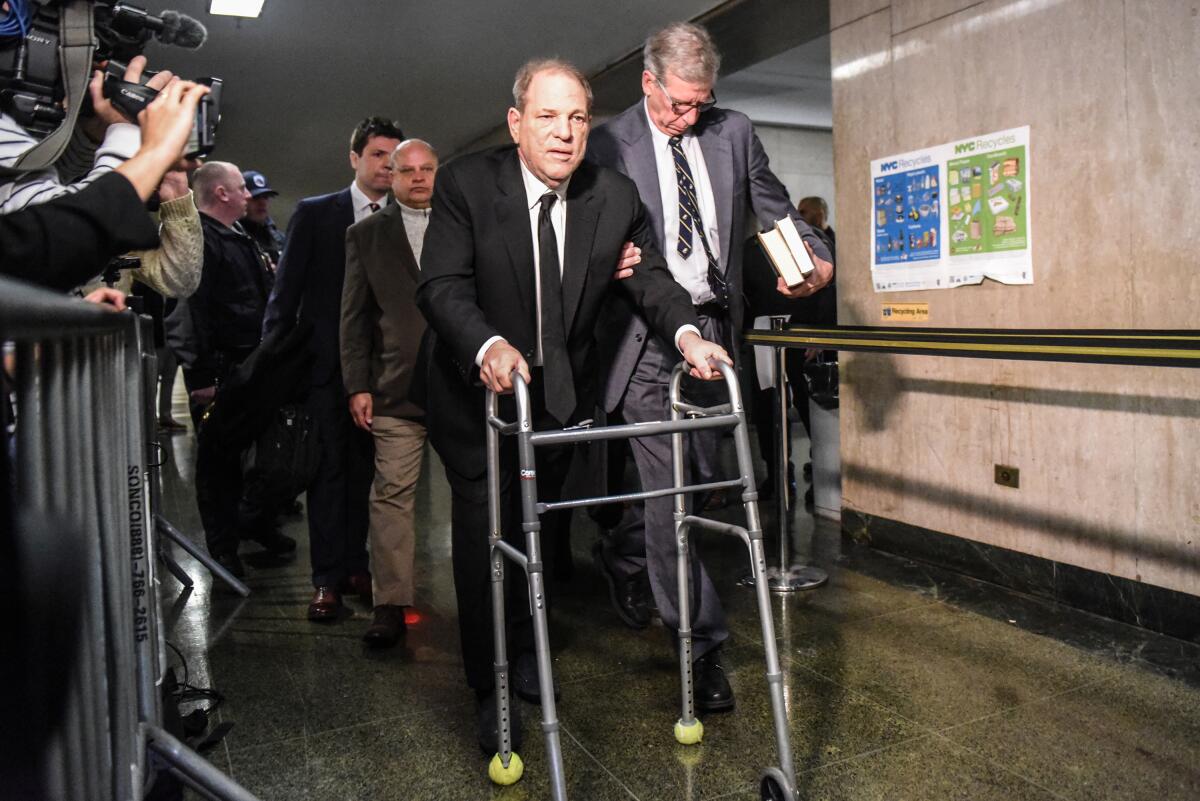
[156, 402, 1200, 801]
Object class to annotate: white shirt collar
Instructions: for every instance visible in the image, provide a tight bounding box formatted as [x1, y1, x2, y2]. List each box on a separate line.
[518, 157, 569, 210]
[349, 181, 386, 213]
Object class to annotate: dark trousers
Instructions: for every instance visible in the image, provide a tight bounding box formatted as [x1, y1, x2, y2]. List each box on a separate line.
[185, 354, 270, 558]
[305, 379, 374, 588]
[603, 312, 732, 659]
[446, 380, 572, 697]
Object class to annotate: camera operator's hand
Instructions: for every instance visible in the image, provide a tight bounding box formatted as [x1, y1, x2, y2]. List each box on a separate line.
[116, 80, 210, 202]
[84, 56, 176, 142]
[83, 287, 127, 310]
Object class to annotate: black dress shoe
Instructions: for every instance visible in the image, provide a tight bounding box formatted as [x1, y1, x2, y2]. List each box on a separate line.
[512, 650, 561, 704]
[694, 648, 734, 713]
[363, 605, 406, 648]
[213, 551, 245, 579]
[245, 527, 296, 555]
[592, 541, 652, 629]
[477, 691, 523, 756]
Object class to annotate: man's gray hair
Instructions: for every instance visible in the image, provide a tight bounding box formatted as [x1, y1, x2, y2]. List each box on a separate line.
[390, 138, 439, 167]
[192, 161, 237, 208]
[511, 58, 593, 113]
[643, 21, 721, 85]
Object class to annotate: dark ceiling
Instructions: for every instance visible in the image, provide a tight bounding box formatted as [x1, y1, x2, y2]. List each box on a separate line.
[134, 0, 827, 222]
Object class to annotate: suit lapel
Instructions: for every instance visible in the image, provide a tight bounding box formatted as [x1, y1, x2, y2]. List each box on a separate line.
[696, 118, 734, 273]
[379, 204, 419, 283]
[618, 109, 667, 253]
[563, 169, 600, 334]
[494, 153, 535, 323]
[333, 188, 355, 232]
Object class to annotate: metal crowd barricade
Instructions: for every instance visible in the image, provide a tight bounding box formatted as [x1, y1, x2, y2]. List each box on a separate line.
[483, 360, 799, 801]
[1, 276, 258, 800]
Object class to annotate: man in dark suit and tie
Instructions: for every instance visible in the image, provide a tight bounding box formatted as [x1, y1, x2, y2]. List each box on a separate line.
[263, 117, 405, 620]
[416, 59, 730, 753]
[586, 22, 836, 712]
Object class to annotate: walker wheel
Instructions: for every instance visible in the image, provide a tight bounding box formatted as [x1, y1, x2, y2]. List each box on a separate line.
[674, 718, 704, 745]
[759, 767, 796, 800]
[488, 752, 525, 785]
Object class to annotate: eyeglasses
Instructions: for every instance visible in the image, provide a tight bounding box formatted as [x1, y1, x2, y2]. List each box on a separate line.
[655, 76, 716, 117]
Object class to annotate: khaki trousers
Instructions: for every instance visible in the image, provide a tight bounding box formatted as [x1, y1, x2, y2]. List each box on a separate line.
[368, 416, 427, 607]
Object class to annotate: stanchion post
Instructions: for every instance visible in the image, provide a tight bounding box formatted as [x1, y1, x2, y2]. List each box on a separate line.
[765, 318, 827, 594]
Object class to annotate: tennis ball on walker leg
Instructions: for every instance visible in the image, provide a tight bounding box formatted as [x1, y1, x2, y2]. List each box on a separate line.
[674, 718, 704, 745]
[488, 752, 524, 785]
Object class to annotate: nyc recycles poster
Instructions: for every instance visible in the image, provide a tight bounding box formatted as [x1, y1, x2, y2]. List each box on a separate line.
[870, 126, 1032, 292]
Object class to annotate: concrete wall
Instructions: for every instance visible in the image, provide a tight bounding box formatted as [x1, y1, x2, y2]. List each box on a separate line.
[754, 125, 837, 227]
[830, 0, 1199, 595]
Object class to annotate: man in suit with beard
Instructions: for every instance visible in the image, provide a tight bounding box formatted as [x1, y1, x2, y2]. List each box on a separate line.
[416, 58, 730, 754]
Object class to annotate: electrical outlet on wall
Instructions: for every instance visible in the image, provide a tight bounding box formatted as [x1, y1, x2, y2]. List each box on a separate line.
[995, 465, 1020, 488]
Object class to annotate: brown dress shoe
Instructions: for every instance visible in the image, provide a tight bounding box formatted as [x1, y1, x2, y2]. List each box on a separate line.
[343, 572, 373, 606]
[363, 605, 407, 648]
[307, 586, 342, 622]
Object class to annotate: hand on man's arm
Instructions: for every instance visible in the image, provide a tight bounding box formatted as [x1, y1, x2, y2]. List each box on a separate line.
[614, 240, 641, 280]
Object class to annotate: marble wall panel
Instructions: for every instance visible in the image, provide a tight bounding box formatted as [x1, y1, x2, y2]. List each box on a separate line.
[831, 0, 892, 31]
[891, 0, 983, 34]
[833, 0, 1199, 596]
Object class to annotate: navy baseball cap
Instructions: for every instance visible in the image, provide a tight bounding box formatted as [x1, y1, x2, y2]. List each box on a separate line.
[243, 170, 278, 198]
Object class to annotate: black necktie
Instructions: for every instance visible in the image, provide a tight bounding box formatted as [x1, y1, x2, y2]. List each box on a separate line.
[537, 192, 575, 423]
[669, 135, 729, 309]
[368, 202, 380, 213]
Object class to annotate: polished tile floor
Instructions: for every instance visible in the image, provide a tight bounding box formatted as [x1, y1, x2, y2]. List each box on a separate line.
[158, 415, 1200, 801]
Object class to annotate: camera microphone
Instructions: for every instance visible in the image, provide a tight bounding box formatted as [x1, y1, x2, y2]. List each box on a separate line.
[157, 10, 208, 49]
[108, 4, 208, 50]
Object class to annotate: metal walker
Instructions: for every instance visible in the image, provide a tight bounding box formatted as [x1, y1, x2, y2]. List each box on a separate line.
[483, 360, 799, 800]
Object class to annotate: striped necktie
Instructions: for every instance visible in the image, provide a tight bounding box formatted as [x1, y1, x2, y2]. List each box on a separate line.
[669, 135, 728, 309]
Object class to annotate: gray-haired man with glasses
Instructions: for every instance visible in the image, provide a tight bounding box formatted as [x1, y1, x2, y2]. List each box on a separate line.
[587, 21, 835, 714]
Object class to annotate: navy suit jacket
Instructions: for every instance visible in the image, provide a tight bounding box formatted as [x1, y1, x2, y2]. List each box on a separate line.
[262, 188, 357, 388]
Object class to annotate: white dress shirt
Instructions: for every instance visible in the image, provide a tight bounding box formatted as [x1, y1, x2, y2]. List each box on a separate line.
[476, 161, 567, 366]
[349, 181, 387, 224]
[474, 157, 700, 368]
[398, 203, 431, 265]
[644, 100, 721, 305]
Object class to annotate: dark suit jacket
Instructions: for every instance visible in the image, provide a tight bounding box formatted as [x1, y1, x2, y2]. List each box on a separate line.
[587, 102, 834, 412]
[0, 171, 158, 291]
[340, 203, 427, 420]
[415, 145, 697, 479]
[262, 188, 358, 388]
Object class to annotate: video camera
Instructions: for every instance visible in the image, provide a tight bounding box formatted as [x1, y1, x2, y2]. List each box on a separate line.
[0, 0, 221, 158]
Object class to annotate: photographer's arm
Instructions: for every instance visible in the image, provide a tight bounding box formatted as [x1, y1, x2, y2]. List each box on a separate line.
[129, 184, 204, 298]
[0, 58, 175, 213]
[0, 81, 209, 291]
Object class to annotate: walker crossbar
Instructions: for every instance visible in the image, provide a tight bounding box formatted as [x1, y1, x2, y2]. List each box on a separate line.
[529, 411, 738, 445]
[482, 360, 800, 801]
[537, 478, 747, 514]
